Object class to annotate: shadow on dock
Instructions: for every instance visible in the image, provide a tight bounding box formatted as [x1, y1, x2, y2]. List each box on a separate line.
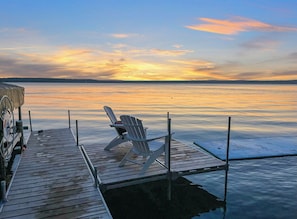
[103, 177, 225, 219]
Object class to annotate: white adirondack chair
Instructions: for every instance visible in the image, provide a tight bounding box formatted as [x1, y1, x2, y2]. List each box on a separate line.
[119, 115, 170, 174]
[103, 106, 128, 150]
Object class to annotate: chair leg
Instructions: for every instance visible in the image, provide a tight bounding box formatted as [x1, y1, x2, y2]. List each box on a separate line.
[119, 148, 134, 167]
[140, 145, 165, 174]
[104, 135, 128, 151]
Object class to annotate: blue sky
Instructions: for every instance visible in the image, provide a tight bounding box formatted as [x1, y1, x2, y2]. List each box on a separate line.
[1, 0, 297, 80]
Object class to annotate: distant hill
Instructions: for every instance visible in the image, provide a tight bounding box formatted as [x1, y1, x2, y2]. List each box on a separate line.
[0, 78, 107, 83]
[1, 77, 297, 84]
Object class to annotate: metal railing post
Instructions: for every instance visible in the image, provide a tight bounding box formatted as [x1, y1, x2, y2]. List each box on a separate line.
[76, 120, 79, 146]
[28, 110, 32, 132]
[167, 112, 172, 201]
[224, 116, 231, 203]
[68, 110, 71, 128]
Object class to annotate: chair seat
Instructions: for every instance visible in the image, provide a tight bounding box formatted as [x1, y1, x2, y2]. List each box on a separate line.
[132, 140, 164, 155]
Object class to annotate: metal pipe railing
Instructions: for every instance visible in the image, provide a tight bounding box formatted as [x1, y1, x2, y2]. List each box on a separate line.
[167, 112, 172, 201]
[68, 110, 71, 128]
[224, 116, 231, 203]
[28, 110, 32, 132]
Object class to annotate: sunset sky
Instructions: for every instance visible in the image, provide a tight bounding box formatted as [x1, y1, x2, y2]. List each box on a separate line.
[1, 0, 297, 81]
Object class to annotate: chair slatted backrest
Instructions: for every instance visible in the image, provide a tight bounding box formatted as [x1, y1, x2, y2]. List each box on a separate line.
[104, 106, 117, 124]
[120, 115, 150, 156]
[104, 106, 126, 135]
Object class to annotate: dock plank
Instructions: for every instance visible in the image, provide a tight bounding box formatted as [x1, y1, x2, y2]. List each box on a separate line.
[0, 128, 112, 219]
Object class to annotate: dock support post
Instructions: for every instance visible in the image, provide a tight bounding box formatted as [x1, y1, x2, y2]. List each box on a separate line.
[29, 110, 32, 132]
[68, 110, 71, 128]
[1, 180, 7, 202]
[76, 120, 79, 146]
[18, 106, 22, 121]
[94, 167, 98, 188]
[167, 112, 172, 201]
[16, 120, 24, 149]
[224, 116, 231, 203]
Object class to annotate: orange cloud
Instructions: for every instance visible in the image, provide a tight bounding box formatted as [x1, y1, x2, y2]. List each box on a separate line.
[186, 16, 297, 35]
[150, 48, 193, 56]
[170, 59, 213, 66]
[1, 44, 197, 80]
[111, 33, 130, 38]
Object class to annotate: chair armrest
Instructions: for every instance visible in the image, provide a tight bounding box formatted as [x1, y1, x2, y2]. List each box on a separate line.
[146, 132, 175, 140]
[127, 132, 174, 142]
[110, 123, 125, 128]
[146, 134, 169, 141]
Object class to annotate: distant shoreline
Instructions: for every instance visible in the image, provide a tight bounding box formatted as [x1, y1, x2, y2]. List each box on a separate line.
[1, 77, 297, 84]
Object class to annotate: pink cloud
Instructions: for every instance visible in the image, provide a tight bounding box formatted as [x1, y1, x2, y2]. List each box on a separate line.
[186, 16, 297, 35]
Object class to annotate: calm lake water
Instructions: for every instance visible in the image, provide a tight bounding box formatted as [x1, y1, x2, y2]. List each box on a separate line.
[11, 82, 297, 218]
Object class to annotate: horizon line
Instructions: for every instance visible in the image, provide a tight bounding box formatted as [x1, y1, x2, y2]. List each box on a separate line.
[1, 77, 297, 84]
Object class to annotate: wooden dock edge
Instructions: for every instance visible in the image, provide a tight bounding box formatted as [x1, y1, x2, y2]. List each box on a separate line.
[78, 144, 112, 216]
[81, 140, 227, 196]
[0, 132, 32, 212]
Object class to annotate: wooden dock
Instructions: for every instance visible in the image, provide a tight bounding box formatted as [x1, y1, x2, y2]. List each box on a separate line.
[83, 139, 227, 191]
[0, 128, 112, 219]
[0, 127, 227, 218]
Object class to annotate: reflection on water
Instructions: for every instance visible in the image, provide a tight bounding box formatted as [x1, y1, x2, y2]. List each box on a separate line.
[104, 177, 226, 219]
[12, 82, 297, 219]
[191, 156, 297, 219]
[17, 83, 297, 143]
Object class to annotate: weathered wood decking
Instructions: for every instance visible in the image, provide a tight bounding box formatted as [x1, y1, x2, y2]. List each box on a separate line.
[1, 127, 227, 218]
[83, 139, 226, 190]
[0, 128, 112, 219]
